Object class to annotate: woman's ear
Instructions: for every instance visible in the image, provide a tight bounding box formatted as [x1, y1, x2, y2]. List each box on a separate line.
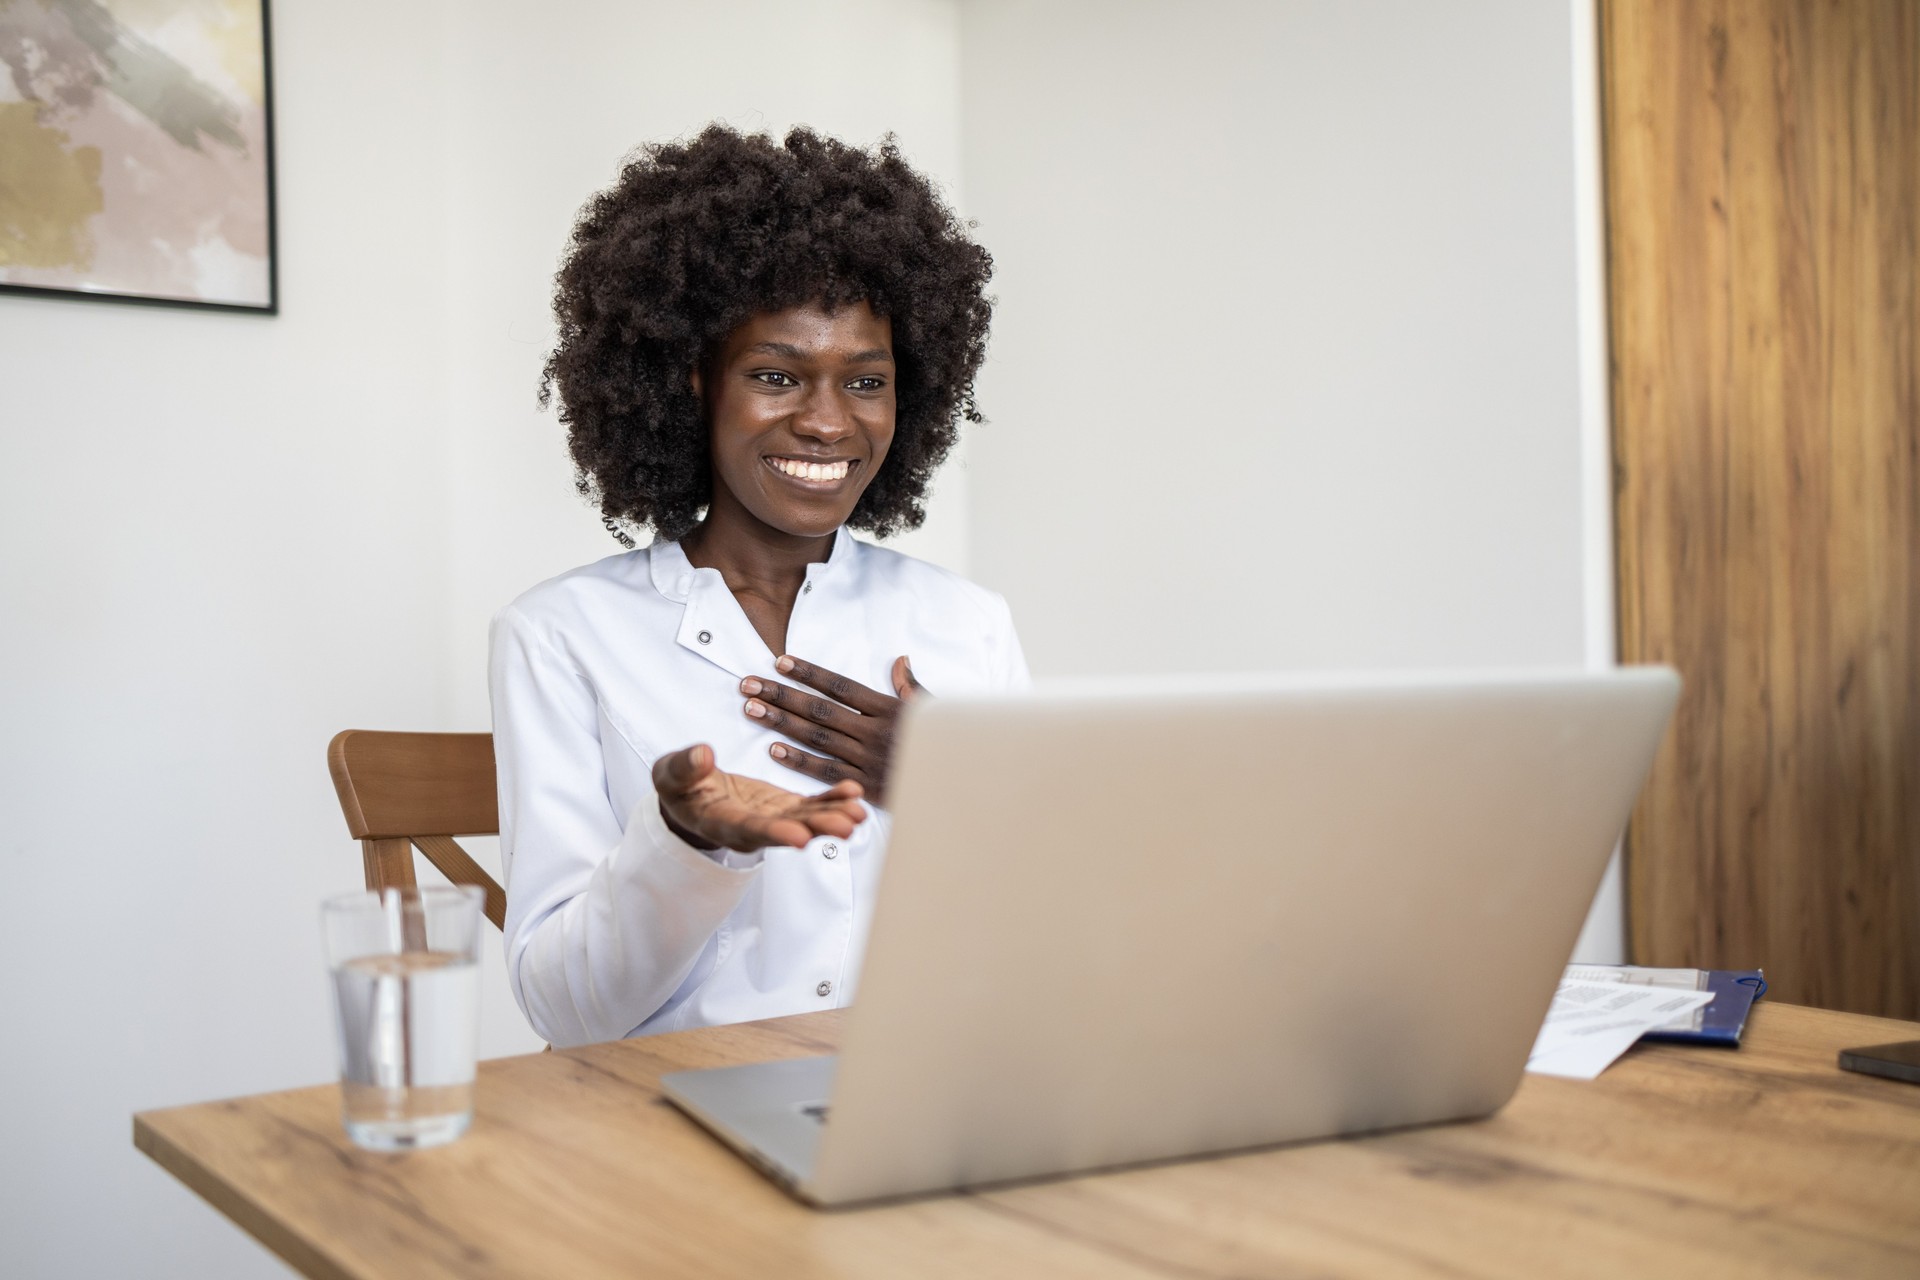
[689, 365, 704, 401]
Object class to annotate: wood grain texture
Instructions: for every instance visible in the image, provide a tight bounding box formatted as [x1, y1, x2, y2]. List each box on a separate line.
[329, 732, 505, 930]
[1604, 0, 1920, 1015]
[410, 836, 507, 931]
[135, 1002, 1920, 1280]
[358, 839, 416, 898]
[328, 731, 499, 841]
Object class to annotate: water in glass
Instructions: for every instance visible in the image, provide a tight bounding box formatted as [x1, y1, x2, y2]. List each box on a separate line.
[332, 948, 478, 1148]
[323, 884, 484, 1150]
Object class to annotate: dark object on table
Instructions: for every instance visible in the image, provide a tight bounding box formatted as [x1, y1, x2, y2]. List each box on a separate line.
[1838, 1041, 1920, 1086]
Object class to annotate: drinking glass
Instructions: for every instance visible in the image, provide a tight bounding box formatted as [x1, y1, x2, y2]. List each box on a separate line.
[321, 885, 483, 1151]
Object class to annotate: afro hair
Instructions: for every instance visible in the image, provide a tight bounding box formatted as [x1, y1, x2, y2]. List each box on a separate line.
[541, 123, 994, 544]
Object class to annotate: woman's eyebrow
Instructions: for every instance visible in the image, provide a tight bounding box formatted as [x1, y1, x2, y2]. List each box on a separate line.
[743, 341, 894, 364]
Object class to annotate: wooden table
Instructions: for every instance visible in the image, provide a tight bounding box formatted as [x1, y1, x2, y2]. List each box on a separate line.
[135, 1001, 1920, 1279]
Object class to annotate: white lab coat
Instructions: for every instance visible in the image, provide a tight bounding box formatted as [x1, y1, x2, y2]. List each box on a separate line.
[489, 531, 1029, 1047]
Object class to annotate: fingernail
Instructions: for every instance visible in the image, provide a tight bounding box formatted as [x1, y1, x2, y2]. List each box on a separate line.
[770, 744, 787, 758]
[775, 656, 795, 673]
[745, 700, 766, 718]
[740, 678, 761, 695]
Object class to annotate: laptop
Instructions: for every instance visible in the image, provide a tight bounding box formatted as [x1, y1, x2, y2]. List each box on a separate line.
[662, 667, 1681, 1206]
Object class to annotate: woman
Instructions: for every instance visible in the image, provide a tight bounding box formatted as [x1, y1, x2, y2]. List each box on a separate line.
[491, 125, 1027, 1049]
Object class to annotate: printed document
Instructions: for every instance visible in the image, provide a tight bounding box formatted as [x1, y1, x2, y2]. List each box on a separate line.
[1525, 978, 1715, 1080]
[1564, 964, 1718, 1034]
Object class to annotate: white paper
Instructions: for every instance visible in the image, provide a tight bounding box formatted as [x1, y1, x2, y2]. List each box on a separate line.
[1525, 978, 1715, 1080]
[1563, 964, 1713, 1034]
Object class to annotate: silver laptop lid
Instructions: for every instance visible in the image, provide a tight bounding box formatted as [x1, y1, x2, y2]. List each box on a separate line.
[804, 667, 1679, 1204]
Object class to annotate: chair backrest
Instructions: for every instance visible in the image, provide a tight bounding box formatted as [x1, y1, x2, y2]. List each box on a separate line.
[327, 730, 506, 930]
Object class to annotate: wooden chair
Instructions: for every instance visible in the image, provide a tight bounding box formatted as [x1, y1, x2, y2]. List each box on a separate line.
[327, 730, 507, 931]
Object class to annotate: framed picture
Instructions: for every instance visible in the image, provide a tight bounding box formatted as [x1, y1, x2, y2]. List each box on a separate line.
[0, 0, 277, 313]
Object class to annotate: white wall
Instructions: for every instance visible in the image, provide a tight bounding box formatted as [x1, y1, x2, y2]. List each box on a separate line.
[959, 0, 1589, 675]
[0, 3, 966, 1277]
[955, 0, 1622, 958]
[0, 3, 454, 1275]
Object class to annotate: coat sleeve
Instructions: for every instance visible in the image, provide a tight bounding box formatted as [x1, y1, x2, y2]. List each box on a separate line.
[987, 591, 1032, 692]
[489, 604, 757, 1047]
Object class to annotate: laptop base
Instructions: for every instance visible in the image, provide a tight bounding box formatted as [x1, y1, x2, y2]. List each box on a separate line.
[662, 1056, 834, 1201]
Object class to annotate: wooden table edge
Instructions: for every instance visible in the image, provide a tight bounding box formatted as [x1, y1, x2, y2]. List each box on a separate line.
[130, 1002, 1920, 1280]
[135, 1109, 358, 1280]
[125, 1014, 844, 1279]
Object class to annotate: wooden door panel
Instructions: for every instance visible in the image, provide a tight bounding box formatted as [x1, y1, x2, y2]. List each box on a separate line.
[1604, 0, 1919, 1016]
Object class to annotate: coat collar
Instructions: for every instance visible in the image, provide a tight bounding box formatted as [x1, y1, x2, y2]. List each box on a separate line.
[646, 528, 855, 602]
[647, 530, 858, 677]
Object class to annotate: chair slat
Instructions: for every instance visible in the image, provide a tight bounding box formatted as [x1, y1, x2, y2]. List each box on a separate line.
[328, 731, 498, 839]
[413, 835, 508, 931]
[360, 837, 418, 894]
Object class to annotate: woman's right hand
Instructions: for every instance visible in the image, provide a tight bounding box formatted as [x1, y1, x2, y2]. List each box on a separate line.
[653, 743, 868, 853]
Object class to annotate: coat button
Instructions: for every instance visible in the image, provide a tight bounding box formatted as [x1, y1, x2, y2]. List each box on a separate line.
[697, 630, 711, 644]
[822, 842, 838, 860]
[816, 980, 833, 997]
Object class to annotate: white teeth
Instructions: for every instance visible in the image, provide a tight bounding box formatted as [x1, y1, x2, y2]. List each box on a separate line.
[773, 458, 850, 481]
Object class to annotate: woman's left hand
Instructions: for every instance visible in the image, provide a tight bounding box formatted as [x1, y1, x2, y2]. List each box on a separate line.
[740, 654, 926, 806]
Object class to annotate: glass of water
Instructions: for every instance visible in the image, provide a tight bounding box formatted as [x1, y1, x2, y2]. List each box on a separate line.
[321, 885, 483, 1151]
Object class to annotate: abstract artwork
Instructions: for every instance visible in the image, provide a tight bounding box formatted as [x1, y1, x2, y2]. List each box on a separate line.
[0, 0, 275, 312]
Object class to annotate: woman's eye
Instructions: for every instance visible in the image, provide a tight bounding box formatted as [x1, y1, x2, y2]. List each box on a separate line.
[849, 377, 887, 392]
[753, 371, 797, 387]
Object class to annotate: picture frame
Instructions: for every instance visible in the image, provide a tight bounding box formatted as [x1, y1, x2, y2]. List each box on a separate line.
[0, 0, 278, 314]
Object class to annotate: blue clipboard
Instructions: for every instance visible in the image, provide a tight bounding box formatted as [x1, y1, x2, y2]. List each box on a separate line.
[1638, 969, 1767, 1046]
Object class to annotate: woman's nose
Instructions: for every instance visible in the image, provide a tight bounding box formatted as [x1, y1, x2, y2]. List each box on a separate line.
[792, 388, 857, 442]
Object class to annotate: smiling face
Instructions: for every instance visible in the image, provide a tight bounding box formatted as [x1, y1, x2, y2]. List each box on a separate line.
[696, 301, 897, 543]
